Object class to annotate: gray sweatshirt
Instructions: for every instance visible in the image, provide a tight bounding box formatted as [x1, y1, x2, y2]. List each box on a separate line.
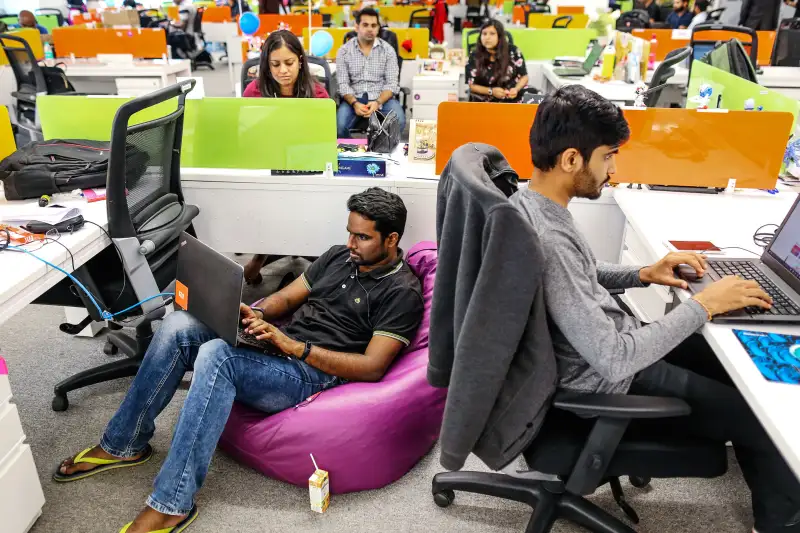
[510, 188, 709, 393]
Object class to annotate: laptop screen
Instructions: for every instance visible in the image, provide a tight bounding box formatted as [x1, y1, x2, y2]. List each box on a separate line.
[583, 43, 604, 71]
[765, 197, 800, 282]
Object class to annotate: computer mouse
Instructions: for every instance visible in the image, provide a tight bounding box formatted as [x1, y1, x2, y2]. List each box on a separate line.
[675, 264, 700, 282]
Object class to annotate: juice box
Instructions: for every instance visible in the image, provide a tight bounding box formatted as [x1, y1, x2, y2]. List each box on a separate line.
[309, 468, 330, 513]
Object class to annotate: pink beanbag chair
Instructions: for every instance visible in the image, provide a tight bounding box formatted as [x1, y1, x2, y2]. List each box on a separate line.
[219, 242, 446, 494]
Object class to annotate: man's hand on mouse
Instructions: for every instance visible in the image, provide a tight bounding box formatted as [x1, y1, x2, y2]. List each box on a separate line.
[639, 252, 708, 289]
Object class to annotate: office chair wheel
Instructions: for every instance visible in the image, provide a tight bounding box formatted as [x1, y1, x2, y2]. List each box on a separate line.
[103, 342, 119, 356]
[433, 489, 455, 508]
[52, 394, 69, 412]
[629, 476, 651, 488]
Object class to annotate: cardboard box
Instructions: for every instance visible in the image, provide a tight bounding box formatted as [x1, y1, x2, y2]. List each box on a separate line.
[101, 10, 140, 28]
[334, 156, 387, 177]
[309, 468, 330, 513]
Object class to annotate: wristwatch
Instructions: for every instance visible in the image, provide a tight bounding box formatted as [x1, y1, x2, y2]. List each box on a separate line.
[249, 306, 264, 319]
[300, 340, 313, 361]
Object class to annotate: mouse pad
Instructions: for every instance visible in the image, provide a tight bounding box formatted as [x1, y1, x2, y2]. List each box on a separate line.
[734, 329, 800, 385]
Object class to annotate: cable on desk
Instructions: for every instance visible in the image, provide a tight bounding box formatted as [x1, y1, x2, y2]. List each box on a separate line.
[753, 223, 778, 248]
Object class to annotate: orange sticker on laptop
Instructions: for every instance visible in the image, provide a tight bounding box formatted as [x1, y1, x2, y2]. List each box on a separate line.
[175, 281, 189, 310]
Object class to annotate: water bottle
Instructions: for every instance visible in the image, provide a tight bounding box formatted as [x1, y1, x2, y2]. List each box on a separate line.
[648, 33, 657, 71]
[44, 42, 54, 60]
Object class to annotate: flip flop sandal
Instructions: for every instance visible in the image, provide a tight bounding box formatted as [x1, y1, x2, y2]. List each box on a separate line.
[119, 506, 199, 533]
[52, 444, 154, 483]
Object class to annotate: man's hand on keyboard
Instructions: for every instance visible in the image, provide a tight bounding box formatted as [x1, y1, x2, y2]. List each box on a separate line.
[640, 252, 708, 289]
[245, 319, 303, 357]
[240, 303, 262, 326]
[693, 276, 773, 317]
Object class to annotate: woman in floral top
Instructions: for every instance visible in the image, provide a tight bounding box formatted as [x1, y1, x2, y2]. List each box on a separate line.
[466, 19, 529, 103]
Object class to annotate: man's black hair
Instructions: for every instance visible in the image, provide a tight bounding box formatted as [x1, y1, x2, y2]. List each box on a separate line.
[695, 0, 710, 11]
[355, 7, 380, 25]
[529, 85, 630, 172]
[347, 187, 407, 240]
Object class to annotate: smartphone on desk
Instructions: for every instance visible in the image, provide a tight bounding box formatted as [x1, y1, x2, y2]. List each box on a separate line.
[665, 240, 723, 255]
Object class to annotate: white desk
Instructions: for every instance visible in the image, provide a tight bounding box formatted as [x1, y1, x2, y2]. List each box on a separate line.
[614, 187, 800, 478]
[539, 62, 668, 105]
[0, 193, 110, 533]
[41, 58, 192, 96]
[667, 65, 800, 100]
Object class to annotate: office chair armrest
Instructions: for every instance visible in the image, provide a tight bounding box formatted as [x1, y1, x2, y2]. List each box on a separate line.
[553, 392, 691, 419]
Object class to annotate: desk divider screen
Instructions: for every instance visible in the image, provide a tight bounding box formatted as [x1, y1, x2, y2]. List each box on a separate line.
[527, 13, 590, 28]
[436, 102, 791, 189]
[244, 14, 322, 38]
[0, 15, 60, 33]
[557, 6, 586, 14]
[303, 27, 429, 60]
[373, 5, 432, 23]
[0, 29, 44, 65]
[686, 60, 800, 132]
[462, 28, 597, 60]
[38, 96, 338, 172]
[631, 28, 775, 66]
[51, 27, 168, 59]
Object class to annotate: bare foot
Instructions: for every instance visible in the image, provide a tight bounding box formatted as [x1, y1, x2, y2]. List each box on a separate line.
[125, 507, 188, 533]
[58, 445, 145, 476]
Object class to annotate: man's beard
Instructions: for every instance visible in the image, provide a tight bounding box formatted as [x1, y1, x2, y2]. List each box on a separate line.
[574, 167, 609, 200]
[351, 247, 388, 266]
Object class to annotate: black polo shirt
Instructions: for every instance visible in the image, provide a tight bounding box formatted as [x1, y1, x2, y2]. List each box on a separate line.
[282, 245, 424, 353]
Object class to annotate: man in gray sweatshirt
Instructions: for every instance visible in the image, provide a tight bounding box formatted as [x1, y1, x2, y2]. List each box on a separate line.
[510, 84, 798, 533]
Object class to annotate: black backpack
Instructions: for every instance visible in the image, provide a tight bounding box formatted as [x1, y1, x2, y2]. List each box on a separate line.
[34, 64, 77, 94]
[699, 38, 758, 83]
[0, 139, 147, 200]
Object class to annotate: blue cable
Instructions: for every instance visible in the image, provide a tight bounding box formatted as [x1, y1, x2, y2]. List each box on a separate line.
[7, 244, 174, 320]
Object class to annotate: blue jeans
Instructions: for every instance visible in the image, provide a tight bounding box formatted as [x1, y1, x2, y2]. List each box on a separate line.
[336, 95, 406, 139]
[99, 311, 339, 516]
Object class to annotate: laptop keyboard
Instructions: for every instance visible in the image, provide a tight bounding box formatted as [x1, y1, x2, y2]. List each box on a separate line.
[236, 328, 277, 352]
[709, 261, 800, 316]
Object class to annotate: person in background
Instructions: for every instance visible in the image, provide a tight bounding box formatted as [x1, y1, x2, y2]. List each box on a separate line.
[67, 0, 88, 13]
[19, 10, 49, 35]
[740, 0, 781, 30]
[511, 84, 799, 533]
[53, 188, 424, 533]
[666, 0, 694, 28]
[259, 0, 283, 14]
[640, 0, 662, 24]
[228, 0, 252, 17]
[466, 19, 528, 103]
[171, 0, 194, 31]
[335, 7, 405, 138]
[242, 30, 329, 284]
[688, 0, 711, 28]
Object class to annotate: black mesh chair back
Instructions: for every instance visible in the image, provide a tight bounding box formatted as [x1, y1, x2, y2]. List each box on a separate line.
[307, 55, 332, 95]
[138, 8, 165, 27]
[616, 9, 649, 31]
[552, 15, 573, 28]
[771, 18, 800, 66]
[707, 7, 725, 21]
[531, 3, 552, 13]
[241, 56, 260, 94]
[0, 33, 45, 95]
[344, 30, 357, 43]
[107, 81, 199, 261]
[466, 29, 514, 54]
[691, 23, 758, 67]
[409, 8, 432, 29]
[647, 46, 691, 106]
[35, 8, 65, 27]
[379, 27, 403, 69]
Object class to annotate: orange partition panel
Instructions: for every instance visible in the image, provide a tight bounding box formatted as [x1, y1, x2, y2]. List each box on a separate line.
[202, 6, 232, 22]
[436, 103, 791, 189]
[631, 28, 775, 66]
[70, 10, 103, 25]
[512, 5, 526, 24]
[557, 5, 585, 13]
[241, 14, 322, 37]
[52, 27, 168, 59]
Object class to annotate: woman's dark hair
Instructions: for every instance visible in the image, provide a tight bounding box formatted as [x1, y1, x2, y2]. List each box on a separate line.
[258, 30, 316, 98]
[347, 187, 407, 240]
[474, 19, 511, 85]
[530, 85, 630, 171]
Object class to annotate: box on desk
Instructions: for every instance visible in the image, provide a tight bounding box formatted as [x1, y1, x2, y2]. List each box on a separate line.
[334, 156, 387, 178]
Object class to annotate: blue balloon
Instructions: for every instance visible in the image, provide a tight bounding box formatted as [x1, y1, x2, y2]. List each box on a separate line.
[310, 30, 334, 57]
[239, 12, 260, 35]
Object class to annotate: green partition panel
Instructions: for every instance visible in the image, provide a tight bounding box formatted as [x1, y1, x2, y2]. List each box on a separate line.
[38, 96, 337, 171]
[687, 60, 800, 132]
[462, 28, 597, 60]
[618, 0, 634, 12]
[2, 15, 61, 32]
[503, 0, 515, 15]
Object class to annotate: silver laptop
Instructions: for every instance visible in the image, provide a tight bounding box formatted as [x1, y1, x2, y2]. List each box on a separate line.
[553, 43, 604, 77]
[680, 196, 800, 323]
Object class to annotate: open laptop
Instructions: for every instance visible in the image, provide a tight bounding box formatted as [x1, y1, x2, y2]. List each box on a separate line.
[174, 232, 279, 351]
[679, 196, 800, 323]
[553, 43, 604, 77]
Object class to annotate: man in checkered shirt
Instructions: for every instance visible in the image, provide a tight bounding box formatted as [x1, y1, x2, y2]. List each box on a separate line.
[335, 7, 406, 138]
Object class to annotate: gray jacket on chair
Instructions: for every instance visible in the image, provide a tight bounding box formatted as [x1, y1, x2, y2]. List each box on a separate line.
[428, 143, 558, 471]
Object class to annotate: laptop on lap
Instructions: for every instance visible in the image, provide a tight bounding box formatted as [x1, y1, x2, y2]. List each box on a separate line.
[174, 232, 278, 351]
[680, 196, 800, 323]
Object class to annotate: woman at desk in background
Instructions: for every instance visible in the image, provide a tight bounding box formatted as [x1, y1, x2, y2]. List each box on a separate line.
[466, 19, 529, 103]
[243, 30, 329, 284]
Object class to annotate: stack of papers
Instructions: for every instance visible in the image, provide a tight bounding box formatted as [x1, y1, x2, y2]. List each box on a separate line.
[0, 205, 81, 225]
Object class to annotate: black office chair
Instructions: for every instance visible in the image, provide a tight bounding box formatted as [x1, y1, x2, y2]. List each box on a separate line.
[707, 7, 726, 22]
[35, 8, 65, 28]
[36, 81, 200, 412]
[465, 28, 515, 54]
[465, 0, 489, 25]
[552, 15, 573, 28]
[307, 55, 332, 96]
[139, 8, 166, 28]
[241, 56, 260, 94]
[646, 46, 691, 107]
[616, 9, 649, 31]
[0, 33, 81, 139]
[409, 8, 432, 29]
[181, 7, 214, 70]
[771, 18, 800, 66]
[430, 159, 729, 532]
